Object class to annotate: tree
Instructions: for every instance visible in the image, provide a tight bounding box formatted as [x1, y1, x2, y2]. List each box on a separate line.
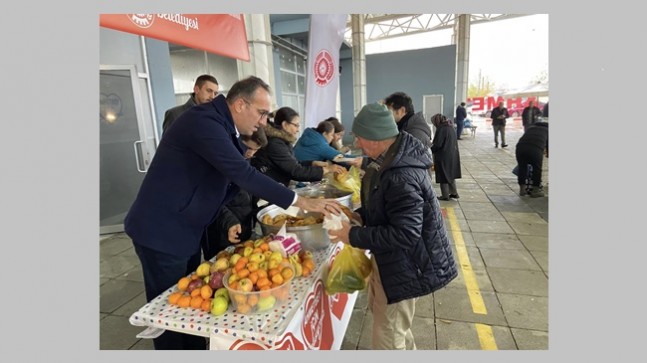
[468, 71, 496, 98]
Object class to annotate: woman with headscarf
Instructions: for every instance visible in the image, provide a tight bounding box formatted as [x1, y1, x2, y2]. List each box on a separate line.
[430, 114, 462, 201]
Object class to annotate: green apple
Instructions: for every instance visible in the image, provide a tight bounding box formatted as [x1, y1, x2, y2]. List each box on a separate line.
[229, 253, 242, 266]
[211, 296, 229, 316]
[249, 252, 265, 264]
[257, 295, 276, 311]
[214, 287, 229, 301]
[196, 261, 212, 277]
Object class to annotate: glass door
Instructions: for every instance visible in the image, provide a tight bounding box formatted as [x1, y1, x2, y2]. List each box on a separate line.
[100, 66, 154, 234]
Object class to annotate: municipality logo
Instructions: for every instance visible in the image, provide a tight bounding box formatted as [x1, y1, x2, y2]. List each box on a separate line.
[128, 14, 155, 28]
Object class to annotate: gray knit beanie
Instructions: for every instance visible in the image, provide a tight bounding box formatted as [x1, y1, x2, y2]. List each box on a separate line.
[352, 103, 399, 141]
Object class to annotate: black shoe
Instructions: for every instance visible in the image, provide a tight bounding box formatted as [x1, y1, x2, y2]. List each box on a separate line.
[449, 194, 460, 199]
[495, 144, 498, 148]
[501, 144, 508, 148]
[457, 138, 462, 140]
[437, 196, 450, 201]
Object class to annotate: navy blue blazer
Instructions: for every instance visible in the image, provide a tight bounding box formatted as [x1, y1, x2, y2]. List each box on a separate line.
[124, 95, 295, 257]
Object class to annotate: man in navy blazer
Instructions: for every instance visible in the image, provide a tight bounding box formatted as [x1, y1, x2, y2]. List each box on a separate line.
[124, 76, 336, 350]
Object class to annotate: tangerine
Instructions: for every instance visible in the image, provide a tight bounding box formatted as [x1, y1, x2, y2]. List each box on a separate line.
[168, 291, 183, 305]
[201, 298, 212, 312]
[271, 273, 284, 285]
[281, 267, 294, 281]
[200, 285, 213, 300]
[177, 294, 192, 308]
[177, 277, 191, 291]
[190, 296, 204, 309]
[190, 288, 202, 298]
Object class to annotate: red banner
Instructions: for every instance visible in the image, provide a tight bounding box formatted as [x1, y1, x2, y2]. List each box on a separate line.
[100, 14, 250, 61]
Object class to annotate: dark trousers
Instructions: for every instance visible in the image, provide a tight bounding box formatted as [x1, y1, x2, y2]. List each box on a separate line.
[455, 119, 464, 138]
[133, 243, 206, 350]
[515, 146, 543, 187]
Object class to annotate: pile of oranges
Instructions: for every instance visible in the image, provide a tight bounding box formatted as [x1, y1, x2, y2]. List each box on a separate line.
[167, 274, 213, 312]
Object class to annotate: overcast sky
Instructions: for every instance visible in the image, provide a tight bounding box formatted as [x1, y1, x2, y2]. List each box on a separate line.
[365, 14, 549, 91]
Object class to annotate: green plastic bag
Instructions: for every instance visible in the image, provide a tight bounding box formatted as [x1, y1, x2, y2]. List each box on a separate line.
[325, 244, 372, 295]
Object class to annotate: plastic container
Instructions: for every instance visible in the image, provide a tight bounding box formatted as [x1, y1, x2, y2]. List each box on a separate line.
[222, 265, 294, 315]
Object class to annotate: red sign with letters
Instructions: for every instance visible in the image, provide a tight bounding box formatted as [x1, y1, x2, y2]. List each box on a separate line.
[100, 14, 250, 61]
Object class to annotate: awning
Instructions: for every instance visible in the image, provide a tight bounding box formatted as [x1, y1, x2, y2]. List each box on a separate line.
[100, 14, 250, 61]
[503, 82, 549, 98]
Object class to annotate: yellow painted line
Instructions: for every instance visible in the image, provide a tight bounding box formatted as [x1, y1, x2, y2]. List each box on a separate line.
[445, 207, 487, 314]
[445, 207, 498, 350]
[475, 323, 498, 350]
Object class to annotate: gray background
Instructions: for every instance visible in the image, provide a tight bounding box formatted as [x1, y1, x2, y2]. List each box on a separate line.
[2, 0, 639, 362]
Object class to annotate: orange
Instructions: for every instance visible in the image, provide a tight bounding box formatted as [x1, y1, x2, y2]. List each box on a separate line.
[168, 291, 183, 305]
[177, 294, 192, 308]
[247, 294, 259, 307]
[201, 298, 212, 312]
[237, 268, 250, 278]
[256, 277, 271, 289]
[271, 274, 284, 285]
[256, 269, 268, 279]
[302, 266, 311, 277]
[190, 296, 204, 309]
[260, 243, 269, 252]
[281, 267, 294, 281]
[190, 273, 199, 280]
[234, 293, 247, 305]
[302, 259, 315, 271]
[177, 277, 191, 292]
[190, 288, 202, 298]
[268, 268, 280, 278]
[200, 285, 213, 300]
[248, 271, 259, 285]
[237, 303, 252, 314]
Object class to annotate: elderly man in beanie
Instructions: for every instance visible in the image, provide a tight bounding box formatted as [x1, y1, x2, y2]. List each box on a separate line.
[329, 103, 457, 350]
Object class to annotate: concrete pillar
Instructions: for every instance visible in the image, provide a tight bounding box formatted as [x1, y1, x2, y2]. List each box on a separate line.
[238, 14, 277, 106]
[453, 14, 470, 109]
[351, 14, 367, 116]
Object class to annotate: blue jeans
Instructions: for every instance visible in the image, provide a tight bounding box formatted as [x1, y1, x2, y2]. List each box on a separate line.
[133, 243, 205, 350]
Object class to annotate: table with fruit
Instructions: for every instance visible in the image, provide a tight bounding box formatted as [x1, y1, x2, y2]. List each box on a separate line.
[129, 234, 352, 348]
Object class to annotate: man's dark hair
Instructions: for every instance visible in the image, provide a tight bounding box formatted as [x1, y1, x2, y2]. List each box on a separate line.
[324, 117, 345, 133]
[460, 102, 466, 106]
[226, 76, 271, 104]
[241, 127, 268, 148]
[194, 74, 219, 88]
[384, 92, 414, 114]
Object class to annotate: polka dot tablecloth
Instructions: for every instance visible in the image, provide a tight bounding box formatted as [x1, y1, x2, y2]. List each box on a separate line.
[129, 244, 336, 340]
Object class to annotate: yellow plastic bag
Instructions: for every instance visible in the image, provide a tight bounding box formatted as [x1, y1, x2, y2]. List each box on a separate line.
[327, 165, 362, 205]
[325, 244, 372, 295]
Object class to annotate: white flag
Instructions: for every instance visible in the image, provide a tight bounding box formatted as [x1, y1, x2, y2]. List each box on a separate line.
[304, 14, 347, 128]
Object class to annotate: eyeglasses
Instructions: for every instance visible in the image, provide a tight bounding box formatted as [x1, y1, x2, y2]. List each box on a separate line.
[288, 122, 300, 128]
[243, 99, 270, 121]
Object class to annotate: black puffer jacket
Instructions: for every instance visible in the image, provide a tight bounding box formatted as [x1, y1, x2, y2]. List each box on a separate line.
[398, 111, 432, 149]
[349, 132, 457, 304]
[251, 124, 324, 187]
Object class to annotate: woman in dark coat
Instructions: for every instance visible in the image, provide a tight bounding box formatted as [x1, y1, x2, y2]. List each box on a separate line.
[251, 107, 345, 187]
[430, 114, 462, 200]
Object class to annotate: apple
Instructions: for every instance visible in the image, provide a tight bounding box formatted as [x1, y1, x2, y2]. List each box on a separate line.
[227, 272, 239, 286]
[214, 287, 229, 301]
[269, 251, 283, 264]
[186, 279, 204, 293]
[196, 261, 212, 277]
[253, 238, 265, 248]
[208, 271, 225, 290]
[211, 296, 229, 316]
[238, 278, 253, 292]
[211, 257, 229, 272]
[242, 246, 254, 257]
[249, 252, 265, 264]
[257, 295, 276, 311]
[215, 250, 231, 261]
[229, 253, 242, 266]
